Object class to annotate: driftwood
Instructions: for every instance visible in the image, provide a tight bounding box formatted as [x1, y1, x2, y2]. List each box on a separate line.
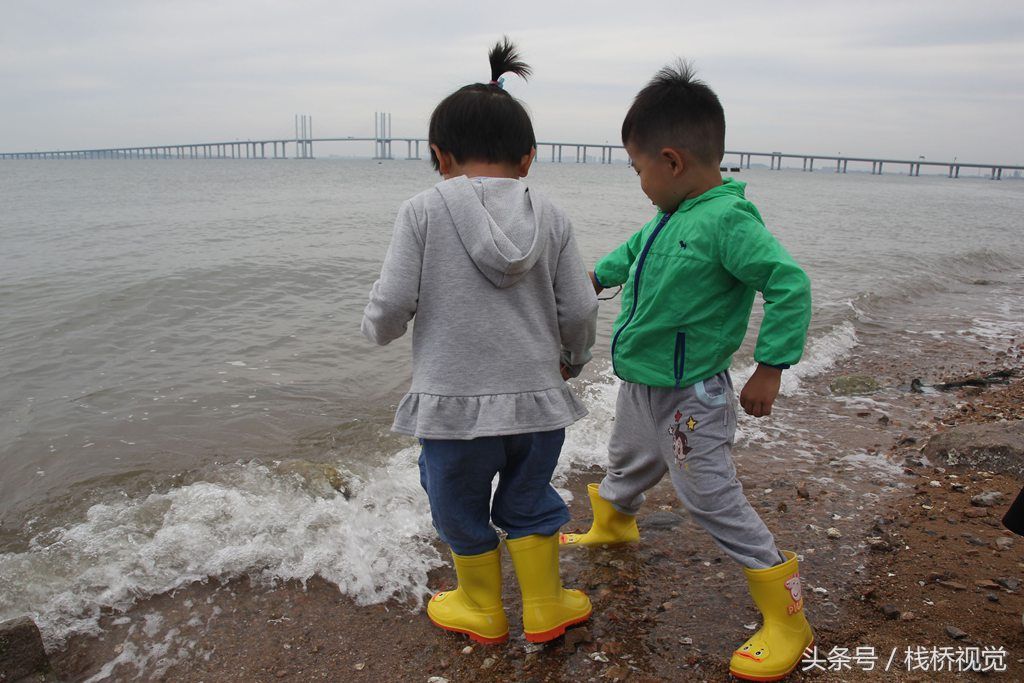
[910, 369, 1015, 393]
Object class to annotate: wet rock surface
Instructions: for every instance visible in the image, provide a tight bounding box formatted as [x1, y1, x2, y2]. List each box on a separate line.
[0, 617, 50, 682]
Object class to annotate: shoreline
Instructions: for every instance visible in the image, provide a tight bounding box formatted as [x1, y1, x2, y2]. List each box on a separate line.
[23, 343, 1024, 681]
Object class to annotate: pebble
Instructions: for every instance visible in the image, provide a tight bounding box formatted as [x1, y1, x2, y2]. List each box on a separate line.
[523, 642, 544, 654]
[354, 663, 365, 671]
[986, 593, 1000, 603]
[963, 508, 989, 518]
[881, 604, 900, 620]
[588, 651, 610, 663]
[461, 646, 473, 655]
[481, 658, 495, 669]
[971, 491, 1006, 507]
[995, 537, 1014, 550]
[929, 480, 942, 488]
[945, 625, 968, 640]
[936, 580, 968, 591]
[996, 577, 1021, 591]
[900, 611, 916, 621]
[427, 678, 450, 683]
[813, 586, 829, 596]
[743, 622, 758, 630]
[826, 527, 842, 539]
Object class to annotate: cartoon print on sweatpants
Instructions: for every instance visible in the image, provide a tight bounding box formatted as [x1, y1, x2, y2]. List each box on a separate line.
[668, 410, 693, 467]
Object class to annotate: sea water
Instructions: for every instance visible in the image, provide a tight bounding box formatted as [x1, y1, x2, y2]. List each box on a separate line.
[1, 158, 1023, 649]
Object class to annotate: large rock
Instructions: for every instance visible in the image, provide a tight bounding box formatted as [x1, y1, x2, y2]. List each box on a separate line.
[922, 420, 1024, 477]
[0, 617, 49, 681]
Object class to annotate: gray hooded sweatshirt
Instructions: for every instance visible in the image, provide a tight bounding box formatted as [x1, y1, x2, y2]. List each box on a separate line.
[361, 176, 598, 439]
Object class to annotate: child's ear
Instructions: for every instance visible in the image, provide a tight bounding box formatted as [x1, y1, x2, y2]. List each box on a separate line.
[661, 148, 686, 177]
[430, 144, 453, 176]
[518, 147, 537, 178]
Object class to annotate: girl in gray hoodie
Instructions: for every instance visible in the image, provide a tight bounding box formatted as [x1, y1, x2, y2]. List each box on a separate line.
[361, 38, 598, 645]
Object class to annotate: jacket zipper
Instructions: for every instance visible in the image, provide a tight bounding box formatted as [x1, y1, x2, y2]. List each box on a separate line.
[610, 212, 674, 377]
[673, 331, 686, 388]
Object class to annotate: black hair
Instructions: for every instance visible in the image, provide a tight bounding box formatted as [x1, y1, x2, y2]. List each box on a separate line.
[620, 60, 725, 166]
[427, 37, 536, 172]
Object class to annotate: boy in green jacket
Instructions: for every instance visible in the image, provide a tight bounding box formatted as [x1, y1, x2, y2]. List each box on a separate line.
[561, 61, 813, 681]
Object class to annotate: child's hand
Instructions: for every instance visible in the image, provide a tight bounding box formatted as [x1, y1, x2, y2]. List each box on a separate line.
[739, 364, 782, 417]
[588, 271, 604, 295]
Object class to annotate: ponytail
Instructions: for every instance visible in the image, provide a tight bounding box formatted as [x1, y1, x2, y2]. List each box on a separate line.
[488, 36, 532, 85]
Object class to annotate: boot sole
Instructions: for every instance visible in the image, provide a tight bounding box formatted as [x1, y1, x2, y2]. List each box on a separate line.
[729, 637, 815, 682]
[523, 609, 592, 643]
[428, 617, 509, 645]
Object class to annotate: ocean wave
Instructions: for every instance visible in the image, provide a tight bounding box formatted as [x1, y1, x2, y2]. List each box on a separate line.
[0, 452, 442, 649]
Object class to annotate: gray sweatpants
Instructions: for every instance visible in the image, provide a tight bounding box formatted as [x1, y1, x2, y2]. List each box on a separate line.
[598, 372, 784, 569]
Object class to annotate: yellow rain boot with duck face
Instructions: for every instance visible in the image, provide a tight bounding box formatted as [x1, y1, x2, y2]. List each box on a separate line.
[559, 483, 640, 547]
[427, 547, 509, 645]
[506, 534, 592, 642]
[729, 551, 814, 682]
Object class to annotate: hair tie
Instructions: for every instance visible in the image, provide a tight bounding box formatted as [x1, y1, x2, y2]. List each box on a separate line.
[488, 76, 506, 89]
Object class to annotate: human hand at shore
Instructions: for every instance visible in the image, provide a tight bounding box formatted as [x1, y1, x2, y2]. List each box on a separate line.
[588, 271, 603, 295]
[740, 364, 782, 417]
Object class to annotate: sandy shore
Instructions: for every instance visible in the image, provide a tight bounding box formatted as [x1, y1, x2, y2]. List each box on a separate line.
[43, 346, 1024, 682]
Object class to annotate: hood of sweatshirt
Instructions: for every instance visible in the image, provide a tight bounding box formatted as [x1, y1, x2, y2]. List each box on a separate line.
[435, 176, 548, 288]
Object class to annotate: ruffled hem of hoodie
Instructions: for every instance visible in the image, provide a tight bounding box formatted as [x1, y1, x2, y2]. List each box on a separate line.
[391, 386, 588, 440]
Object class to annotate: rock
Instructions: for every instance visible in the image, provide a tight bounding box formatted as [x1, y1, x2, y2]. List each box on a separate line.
[963, 534, 989, 547]
[777, 502, 788, 513]
[830, 375, 880, 396]
[642, 510, 684, 530]
[986, 593, 1000, 603]
[950, 482, 966, 492]
[922, 421, 1024, 477]
[996, 577, 1021, 591]
[0, 617, 50, 682]
[878, 415, 891, 426]
[975, 579, 1001, 590]
[461, 646, 473, 655]
[945, 625, 968, 640]
[995, 537, 1014, 550]
[929, 480, 942, 488]
[354, 663, 365, 671]
[826, 527, 842, 539]
[276, 460, 352, 498]
[881, 604, 900, 620]
[481, 657, 496, 669]
[603, 665, 631, 681]
[428, 678, 450, 683]
[562, 627, 592, 652]
[963, 508, 989, 518]
[937, 580, 968, 591]
[900, 611, 917, 621]
[970, 491, 1006, 507]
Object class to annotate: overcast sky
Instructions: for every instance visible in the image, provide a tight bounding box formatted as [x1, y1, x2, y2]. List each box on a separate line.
[2, 1, 1022, 164]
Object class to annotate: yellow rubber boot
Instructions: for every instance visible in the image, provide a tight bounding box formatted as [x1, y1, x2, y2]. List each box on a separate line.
[506, 534, 592, 642]
[729, 551, 814, 681]
[426, 547, 509, 645]
[559, 483, 640, 546]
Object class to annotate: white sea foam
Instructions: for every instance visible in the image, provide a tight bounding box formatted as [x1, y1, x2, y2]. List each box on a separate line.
[0, 449, 441, 649]
[733, 322, 859, 397]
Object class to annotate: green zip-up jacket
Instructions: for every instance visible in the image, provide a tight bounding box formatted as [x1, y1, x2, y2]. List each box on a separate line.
[594, 178, 811, 388]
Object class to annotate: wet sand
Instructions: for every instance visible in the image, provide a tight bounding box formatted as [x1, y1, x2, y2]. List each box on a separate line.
[49, 345, 1024, 682]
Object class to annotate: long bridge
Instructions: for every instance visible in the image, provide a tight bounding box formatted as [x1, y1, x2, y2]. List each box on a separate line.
[1, 113, 1020, 180]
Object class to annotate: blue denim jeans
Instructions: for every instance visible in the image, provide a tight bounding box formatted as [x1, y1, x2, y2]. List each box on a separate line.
[418, 429, 570, 556]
